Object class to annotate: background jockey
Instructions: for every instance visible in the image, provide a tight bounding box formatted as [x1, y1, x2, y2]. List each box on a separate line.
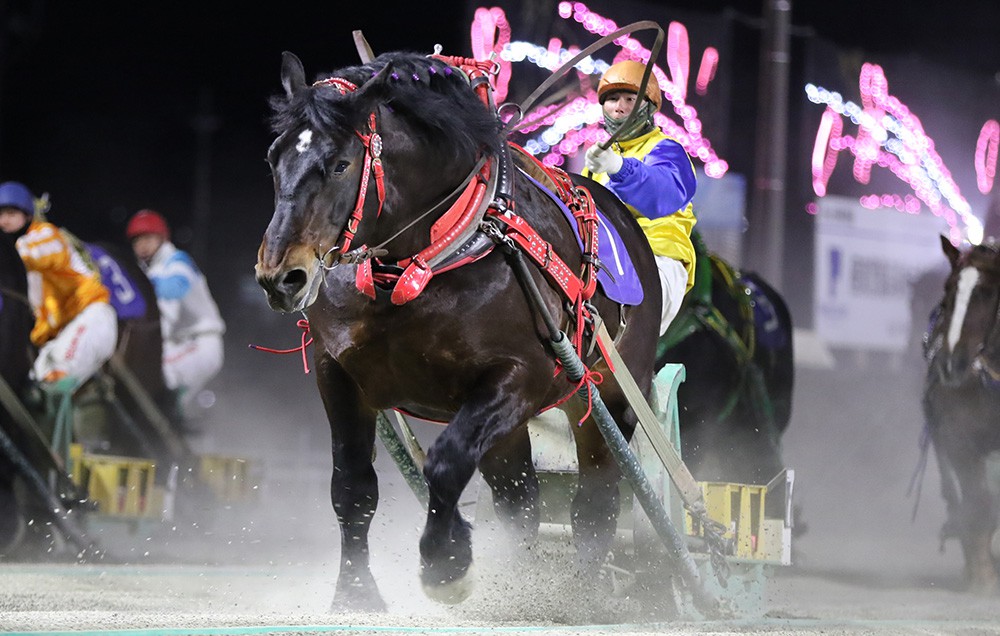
[0, 181, 118, 387]
[582, 60, 698, 336]
[126, 209, 225, 417]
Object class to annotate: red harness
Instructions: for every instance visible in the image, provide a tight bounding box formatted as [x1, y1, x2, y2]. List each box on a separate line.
[262, 57, 609, 417]
[316, 59, 602, 357]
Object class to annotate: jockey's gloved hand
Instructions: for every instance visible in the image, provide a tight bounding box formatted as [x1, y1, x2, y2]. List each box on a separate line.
[585, 144, 623, 175]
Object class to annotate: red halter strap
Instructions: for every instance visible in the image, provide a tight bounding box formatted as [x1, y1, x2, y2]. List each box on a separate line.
[338, 112, 386, 254]
[312, 77, 387, 257]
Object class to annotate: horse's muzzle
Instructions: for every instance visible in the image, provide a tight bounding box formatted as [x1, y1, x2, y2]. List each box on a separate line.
[255, 246, 323, 313]
[934, 351, 976, 388]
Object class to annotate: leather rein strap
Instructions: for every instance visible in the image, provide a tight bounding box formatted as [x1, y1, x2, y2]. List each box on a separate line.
[504, 20, 664, 153]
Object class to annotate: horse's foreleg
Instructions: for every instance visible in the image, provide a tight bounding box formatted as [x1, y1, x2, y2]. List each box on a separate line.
[478, 424, 540, 546]
[317, 356, 386, 612]
[419, 370, 539, 603]
[952, 459, 1000, 595]
[419, 429, 477, 603]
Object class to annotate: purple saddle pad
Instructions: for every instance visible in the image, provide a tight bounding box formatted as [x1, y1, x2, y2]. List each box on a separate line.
[521, 171, 644, 305]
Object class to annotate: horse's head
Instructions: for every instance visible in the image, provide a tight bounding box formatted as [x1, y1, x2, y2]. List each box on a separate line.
[932, 235, 1000, 385]
[256, 51, 502, 313]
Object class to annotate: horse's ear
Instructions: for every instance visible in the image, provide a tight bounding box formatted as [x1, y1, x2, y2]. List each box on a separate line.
[281, 51, 308, 99]
[355, 59, 393, 101]
[941, 234, 961, 269]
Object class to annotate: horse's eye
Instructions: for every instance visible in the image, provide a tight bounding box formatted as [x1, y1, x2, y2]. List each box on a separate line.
[333, 160, 350, 175]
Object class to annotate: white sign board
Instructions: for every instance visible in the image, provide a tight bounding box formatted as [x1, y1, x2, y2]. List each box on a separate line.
[814, 196, 950, 351]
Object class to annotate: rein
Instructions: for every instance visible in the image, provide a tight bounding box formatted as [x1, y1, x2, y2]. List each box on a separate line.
[321, 155, 490, 269]
[504, 20, 664, 152]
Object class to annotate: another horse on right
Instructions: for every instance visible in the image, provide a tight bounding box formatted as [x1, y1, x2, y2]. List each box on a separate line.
[924, 235, 1000, 594]
[655, 235, 794, 485]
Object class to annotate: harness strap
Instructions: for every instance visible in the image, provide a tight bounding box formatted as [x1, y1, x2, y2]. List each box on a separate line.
[489, 212, 584, 303]
[430, 55, 498, 107]
[338, 113, 386, 254]
[310, 75, 385, 260]
[510, 144, 600, 301]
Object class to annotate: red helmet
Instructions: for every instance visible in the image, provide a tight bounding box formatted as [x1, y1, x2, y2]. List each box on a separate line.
[126, 209, 170, 240]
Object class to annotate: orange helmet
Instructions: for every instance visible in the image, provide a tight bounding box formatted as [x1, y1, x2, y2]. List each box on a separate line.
[597, 60, 661, 112]
[126, 209, 170, 240]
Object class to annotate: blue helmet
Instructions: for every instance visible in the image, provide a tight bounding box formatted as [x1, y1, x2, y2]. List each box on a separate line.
[0, 181, 35, 216]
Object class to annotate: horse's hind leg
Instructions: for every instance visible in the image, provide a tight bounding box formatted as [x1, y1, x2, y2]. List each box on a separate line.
[567, 398, 626, 572]
[478, 423, 540, 545]
[316, 355, 386, 612]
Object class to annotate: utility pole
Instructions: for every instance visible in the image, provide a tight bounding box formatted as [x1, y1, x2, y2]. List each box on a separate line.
[190, 87, 219, 266]
[744, 0, 791, 290]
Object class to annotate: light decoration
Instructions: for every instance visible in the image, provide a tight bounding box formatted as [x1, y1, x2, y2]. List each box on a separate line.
[470, 6, 512, 101]
[806, 63, 983, 245]
[975, 119, 998, 194]
[810, 108, 842, 197]
[472, 3, 728, 177]
[695, 47, 719, 96]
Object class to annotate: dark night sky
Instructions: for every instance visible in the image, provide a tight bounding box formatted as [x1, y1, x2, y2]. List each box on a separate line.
[2, 0, 997, 239]
[0, 0, 998, 319]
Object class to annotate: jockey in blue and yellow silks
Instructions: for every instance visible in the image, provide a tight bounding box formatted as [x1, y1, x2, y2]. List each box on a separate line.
[582, 60, 697, 336]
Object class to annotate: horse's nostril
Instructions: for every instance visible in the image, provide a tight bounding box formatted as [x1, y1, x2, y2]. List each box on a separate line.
[278, 269, 308, 296]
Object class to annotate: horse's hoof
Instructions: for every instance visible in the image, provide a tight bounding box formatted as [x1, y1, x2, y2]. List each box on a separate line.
[330, 589, 387, 613]
[330, 595, 387, 613]
[421, 562, 476, 604]
[332, 572, 387, 613]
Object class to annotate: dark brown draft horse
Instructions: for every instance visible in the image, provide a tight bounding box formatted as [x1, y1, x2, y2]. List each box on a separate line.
[256, 51, 661, 610]
[924, 236, 1000, 593]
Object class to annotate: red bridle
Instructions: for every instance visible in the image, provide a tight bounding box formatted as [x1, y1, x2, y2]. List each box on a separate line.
[312, 77, 386, 261]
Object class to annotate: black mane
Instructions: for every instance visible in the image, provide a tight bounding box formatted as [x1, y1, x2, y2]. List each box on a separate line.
[269, 51, 504, 161]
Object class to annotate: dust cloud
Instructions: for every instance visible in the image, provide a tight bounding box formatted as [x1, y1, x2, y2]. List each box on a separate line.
[781, 351, 963, 590]
[11, 282, 973, 626]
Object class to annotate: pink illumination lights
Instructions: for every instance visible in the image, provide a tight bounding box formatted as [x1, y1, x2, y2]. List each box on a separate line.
[695, 47, 719, 96]
[806, 63, 983, 245]
[470, 7, 512, 102]
[473, 4, 728, 178]
[975, 119, 998, 194]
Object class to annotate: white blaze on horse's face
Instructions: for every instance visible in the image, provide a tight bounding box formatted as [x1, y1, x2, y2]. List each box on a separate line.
[296, 129, 313, 154]
[947, 266, 980, 351]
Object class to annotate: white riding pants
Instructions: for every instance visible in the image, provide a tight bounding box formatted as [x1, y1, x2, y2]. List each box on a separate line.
[655, 255, 689, 336]
[33, 302, 118, 385]
[163, 332, 224, 402]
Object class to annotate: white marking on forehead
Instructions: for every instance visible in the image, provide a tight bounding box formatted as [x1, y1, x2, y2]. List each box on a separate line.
[947, 266, 979, 351]
[295, 129, 313, 153]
